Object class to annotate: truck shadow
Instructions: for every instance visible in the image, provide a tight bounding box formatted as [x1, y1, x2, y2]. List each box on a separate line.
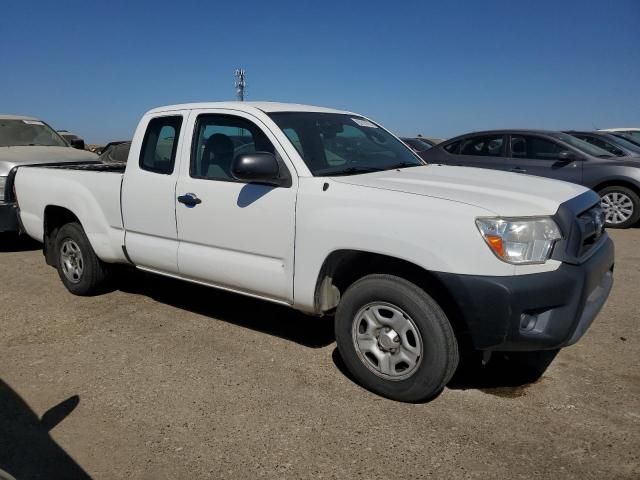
[0, 380, 90, 479]
[116, 270, 547, 397]
[0, 233, 41, 252]
[331, 349, 547, 402]
[446, 356, 546, 398]
[117, 269, 336, 349]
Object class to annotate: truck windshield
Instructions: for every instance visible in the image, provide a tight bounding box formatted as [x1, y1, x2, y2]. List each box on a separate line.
[268, 112, 423, 176]
[0, 119, 68, 147]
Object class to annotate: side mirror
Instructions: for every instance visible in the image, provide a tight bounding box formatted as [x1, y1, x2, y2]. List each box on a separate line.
[231, 152, 281, 185]
[558, 150, 577, 162]
[70, 138, 85, 150]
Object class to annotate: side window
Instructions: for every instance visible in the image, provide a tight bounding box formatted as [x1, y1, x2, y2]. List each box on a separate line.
[459, 135, 504, 157]
[139, 116, 182, 174]
[191, 115, 275, 181]
[511, 135, 564, 160]
[444, 140, 461, 154]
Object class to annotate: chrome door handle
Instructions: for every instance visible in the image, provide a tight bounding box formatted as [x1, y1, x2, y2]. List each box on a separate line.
[509, 167, 527, 173]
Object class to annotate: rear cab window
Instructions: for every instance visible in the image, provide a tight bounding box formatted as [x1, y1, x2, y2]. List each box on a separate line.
[139, 116, 183, 174]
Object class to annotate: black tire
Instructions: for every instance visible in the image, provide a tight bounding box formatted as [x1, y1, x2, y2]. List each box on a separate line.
[54, 222, 110, 296]
[598, 185, 640, 229]
[334, 274, 459, 402]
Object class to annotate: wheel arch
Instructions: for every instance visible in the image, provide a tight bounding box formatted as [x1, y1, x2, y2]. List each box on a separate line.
[43, 205, 82, 266]
[592, 178, 640, 196]
[314, 249, 470, 345]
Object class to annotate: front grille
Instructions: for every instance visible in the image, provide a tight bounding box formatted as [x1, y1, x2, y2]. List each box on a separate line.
[551, 190, 606, 264]
[576, 205, 606, 258]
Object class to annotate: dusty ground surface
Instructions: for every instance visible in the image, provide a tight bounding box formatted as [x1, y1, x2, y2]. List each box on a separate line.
[0, 230, 638, 479]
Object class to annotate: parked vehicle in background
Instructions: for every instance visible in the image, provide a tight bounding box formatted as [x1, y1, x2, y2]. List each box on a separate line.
[422, 129, 640, 228]
[99, 141, 131, 163]
[400, 137, 434, 160]
[565, 131, 640, 158]
[610, 132, 640, 147]
[0, 115, 98, 233]
[418, 135, 444, 145]
[56, 130, 86, 150]
[95, 140, 128, 155]
[14, 102, 614, 402]
[599, 128, 640, 144]
[401, 137, 435, 151]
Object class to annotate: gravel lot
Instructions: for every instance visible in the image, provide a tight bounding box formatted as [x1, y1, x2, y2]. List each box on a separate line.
[0, 229, 638, 479]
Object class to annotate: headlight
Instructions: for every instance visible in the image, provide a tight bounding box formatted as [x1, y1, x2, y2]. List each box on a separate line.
[476, 217, 562, 264]
[0, 176, 6, 203]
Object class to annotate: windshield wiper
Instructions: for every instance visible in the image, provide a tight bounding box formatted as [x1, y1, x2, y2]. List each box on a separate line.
[326, 162, 423, 176]
[327, 166, 387, 176]
[387, 161, 423, 169]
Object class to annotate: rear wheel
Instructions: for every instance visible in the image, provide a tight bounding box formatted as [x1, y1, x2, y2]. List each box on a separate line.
[335, 274, 459, 402]
[599, 185, 640, 229]
[54, 223, 110, 295]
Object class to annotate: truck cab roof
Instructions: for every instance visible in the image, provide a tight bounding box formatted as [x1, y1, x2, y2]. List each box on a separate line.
[146, 101, 354, 116]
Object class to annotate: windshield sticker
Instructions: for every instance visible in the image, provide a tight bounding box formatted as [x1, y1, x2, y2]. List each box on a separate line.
[22, 120, 44, 125]
[352, 118, 378, 128]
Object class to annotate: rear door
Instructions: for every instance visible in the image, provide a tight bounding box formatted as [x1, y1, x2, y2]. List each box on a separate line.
[442, 134, 508, 170]
[506, 134, 582, 184]
[121, 112, 188, 273]
[175, 109, 297, 303]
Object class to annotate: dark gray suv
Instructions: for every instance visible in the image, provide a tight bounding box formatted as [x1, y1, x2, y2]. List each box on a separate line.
[422, 130, 640, 228]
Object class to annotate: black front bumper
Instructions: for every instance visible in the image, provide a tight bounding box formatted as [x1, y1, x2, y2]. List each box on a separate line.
[433, 236, 614, 351]
[0, 203, 19, 233]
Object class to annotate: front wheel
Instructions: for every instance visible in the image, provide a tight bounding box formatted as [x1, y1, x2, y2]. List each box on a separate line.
[335, 274, 459, 402]
[55, 223, 111, 296]
[599, 185, 640, 229]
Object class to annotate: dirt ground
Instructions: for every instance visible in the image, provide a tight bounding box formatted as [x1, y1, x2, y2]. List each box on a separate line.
[0, 229, 638, 479]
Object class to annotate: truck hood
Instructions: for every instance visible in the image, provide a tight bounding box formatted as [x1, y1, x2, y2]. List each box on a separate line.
[331, 165, 590, 216]
[0, 146, 98, 176]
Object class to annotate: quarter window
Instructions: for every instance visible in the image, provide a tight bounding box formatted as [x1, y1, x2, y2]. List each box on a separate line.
[191, 115, 275, 181]
[139, 116, 182, 174]
[459, 135, 504, 157]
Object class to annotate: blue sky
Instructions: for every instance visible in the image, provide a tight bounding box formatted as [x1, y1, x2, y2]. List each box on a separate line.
[1, 0, 638, 144]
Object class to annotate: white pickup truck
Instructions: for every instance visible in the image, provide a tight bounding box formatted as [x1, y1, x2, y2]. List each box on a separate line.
[15, 102, 614, 402]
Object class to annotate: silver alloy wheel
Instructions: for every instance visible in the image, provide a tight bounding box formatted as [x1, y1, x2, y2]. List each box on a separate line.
[351, 302, 423, 381]
[601, 192, 634, 225]
[60, 239, 84, 284]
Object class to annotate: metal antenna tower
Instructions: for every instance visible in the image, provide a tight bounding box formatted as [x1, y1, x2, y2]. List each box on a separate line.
[234, 69, 246, 101]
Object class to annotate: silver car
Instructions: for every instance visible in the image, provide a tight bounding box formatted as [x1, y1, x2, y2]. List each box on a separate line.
[0, 115, 98, 233]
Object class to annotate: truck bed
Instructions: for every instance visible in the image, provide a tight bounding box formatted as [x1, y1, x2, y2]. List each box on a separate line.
[15, 163, 128, 263]
[34, 161, 127, 173]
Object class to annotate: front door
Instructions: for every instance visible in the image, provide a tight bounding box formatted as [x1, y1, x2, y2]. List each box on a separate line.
[175, 110, 297, 303]
[506, 134, 583, 184]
